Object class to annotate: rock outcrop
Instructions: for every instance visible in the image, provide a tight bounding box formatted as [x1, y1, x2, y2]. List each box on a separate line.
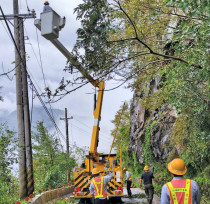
[130, 78, 178, 164]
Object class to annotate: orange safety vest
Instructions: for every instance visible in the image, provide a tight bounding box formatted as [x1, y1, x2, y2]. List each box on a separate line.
[166, 179, 192, 204]
[92, 176, 107, 199]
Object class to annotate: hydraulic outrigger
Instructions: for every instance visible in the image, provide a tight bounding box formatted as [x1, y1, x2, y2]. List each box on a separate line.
[35, 9, 124, 203]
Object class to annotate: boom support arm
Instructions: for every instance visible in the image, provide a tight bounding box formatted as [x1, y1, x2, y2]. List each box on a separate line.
[34, 16, 98, 87]
[89, 81, 104, 156]
[34, 11, 104, 160]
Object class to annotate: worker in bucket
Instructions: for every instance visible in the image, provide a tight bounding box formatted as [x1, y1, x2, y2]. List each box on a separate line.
[123, 168, 132, 197]
[161, 158, 201, 204]
[43, 1, 52, 12]
[139, 165, 157, 204]
[90, 168, 113, 204]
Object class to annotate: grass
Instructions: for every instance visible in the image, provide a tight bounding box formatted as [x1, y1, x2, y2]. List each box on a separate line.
[54, 197, 78, 204]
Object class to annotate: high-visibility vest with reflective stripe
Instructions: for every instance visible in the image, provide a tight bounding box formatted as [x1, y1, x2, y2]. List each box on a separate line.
[92, 176, 107, 198]
[166, 179, 192, 204]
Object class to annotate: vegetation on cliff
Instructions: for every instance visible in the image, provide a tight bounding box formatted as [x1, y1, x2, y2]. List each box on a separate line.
[69, 0, 209, 201]
[0, 0, 209, 202]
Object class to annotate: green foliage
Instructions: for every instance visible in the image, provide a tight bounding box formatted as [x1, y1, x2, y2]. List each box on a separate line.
[0, 123, 18, 203]
[62, 0, 209, 200]
[0, 179, 18, 204]
[55, 198, 78, 204]
[111, 103, 132, 168]
[32, 121, 76, 192]
[73, 0, 112, 75]
[142, 120, 157, 164]
[111, 103, 142, 185]
[132, 151, 141, 175]
[0, 123, 17, 175]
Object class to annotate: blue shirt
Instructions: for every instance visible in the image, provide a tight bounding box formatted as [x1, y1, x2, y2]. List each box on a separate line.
[160, 177, 201, 204]
[126, 171, 132, 181]
[43, 5, 52, 12]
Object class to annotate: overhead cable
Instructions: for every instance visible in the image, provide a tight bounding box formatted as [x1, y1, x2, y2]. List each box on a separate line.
[0, 6, 65, 151]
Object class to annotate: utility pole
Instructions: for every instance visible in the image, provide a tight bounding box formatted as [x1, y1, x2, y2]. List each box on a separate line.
[60, 108, 73, 181]
[0, 0, 36, 198]
[19, 17, 34, 196]
[13, 0, 27, 198]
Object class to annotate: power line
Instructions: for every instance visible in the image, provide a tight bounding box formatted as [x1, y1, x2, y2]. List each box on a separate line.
[1, 20, 12, 40]
[34, 26, 56, 126]
[71, 123, 110, 145]
[28, 75, 65, 143]
[30, 84, 34, 124]
[10, 9, 62, 148]
[73, 116, 112, 141]
[26, 68, 43, 93]
[35, 27, 47, 88]
[70, 120, 74, 144]
[25, 0, 30, 12]
[25, 26, 57, 131]
[0, 6, 65, 151]
[24, 28, 42, 67]
[74, 117, 92, 130]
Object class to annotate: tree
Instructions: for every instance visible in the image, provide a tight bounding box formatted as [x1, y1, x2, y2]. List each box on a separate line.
[47, 0, 207, 101]
[43, 0, 209, 197]
[111, 103, 142, 175]
[72, 0, 209, 152]
[32, 121, 76, 190]
[69, 0, 209, 198]
[111, 103, 130, 164]
[0, 123, 18, 203]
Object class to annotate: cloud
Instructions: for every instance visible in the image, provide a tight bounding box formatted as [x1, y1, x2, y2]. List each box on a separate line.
[0, 0, 133, 153]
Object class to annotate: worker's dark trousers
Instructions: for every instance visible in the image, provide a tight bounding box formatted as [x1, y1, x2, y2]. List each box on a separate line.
[144, 184, 154, 204]
[127, 180, 132, 196]
[94, 198, 108, 204]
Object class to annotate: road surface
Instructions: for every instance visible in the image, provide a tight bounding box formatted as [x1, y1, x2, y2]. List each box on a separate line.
[49, 187, 160, 204]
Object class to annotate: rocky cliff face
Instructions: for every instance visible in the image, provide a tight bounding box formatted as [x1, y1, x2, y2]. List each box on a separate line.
[130, 78, 178, 164]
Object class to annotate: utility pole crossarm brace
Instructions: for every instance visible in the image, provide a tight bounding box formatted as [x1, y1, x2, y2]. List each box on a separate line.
[0, 11, 36, 20]
[60, 116, 73, 120]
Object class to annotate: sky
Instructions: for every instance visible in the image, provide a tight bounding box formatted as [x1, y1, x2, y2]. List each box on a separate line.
[0, 0, 133, 154]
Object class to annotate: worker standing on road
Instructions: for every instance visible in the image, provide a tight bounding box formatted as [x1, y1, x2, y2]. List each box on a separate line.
[123, 168, 132, 197]
[160, 158, 201, 204]
[139, 165, 157, 204]
[43, 1, 52, 12]
[90, 168, 113, 204]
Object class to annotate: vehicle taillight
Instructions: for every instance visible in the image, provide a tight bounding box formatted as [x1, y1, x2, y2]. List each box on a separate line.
[75, 187, 81, 192]
[76, 192, 84, 196]
[77, 188, 81, 192]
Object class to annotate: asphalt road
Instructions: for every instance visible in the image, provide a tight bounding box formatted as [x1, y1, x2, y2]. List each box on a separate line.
[49, 187, 160, 204]
[122, 187, 160, 204]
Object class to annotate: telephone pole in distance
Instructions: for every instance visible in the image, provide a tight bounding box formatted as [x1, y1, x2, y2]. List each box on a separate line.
[60, 108, 73, 181]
